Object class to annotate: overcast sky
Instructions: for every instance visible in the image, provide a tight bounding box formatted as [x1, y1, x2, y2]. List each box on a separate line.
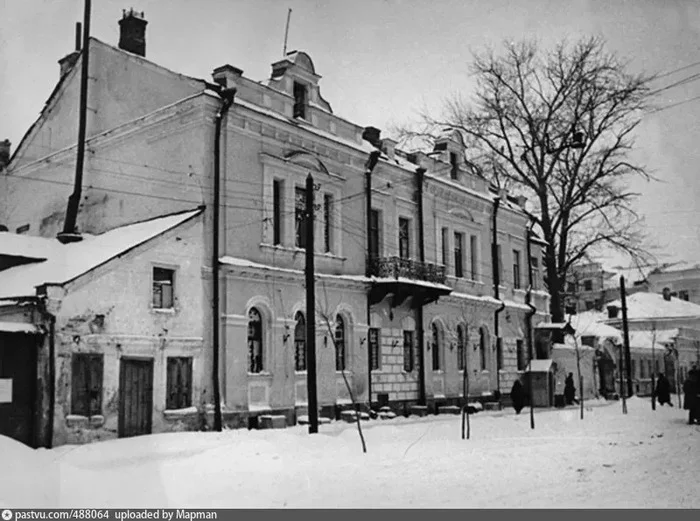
[2, 0, 699, 270]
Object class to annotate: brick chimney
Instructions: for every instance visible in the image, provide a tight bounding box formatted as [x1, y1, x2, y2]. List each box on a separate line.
[362, 126, 381, 148]
[118, 9, 148, 57]
[0, 139, 11, 170]
[212, 65, 244, 90]
[662, 287, 672, 301]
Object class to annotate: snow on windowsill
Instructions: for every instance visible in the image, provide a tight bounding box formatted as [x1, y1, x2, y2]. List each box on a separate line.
[66, 414, 105, 428]
[151, 307, 177, 315]
[248, 372, 273, 378]
[163, 406, 199, 419]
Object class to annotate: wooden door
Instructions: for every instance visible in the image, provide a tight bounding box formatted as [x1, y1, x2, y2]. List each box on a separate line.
[0, 333, 38, 446]
[119, 358, 154, 438]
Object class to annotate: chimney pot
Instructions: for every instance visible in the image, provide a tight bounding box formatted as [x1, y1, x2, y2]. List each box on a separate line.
[362, 126, 381, 147]
[662, 287, 672, 301]
[380, 138, 397, 161]
[0, 139, 11, 169]
[118, 9, 148, 57]
[607, 305, 619, 319]
[212, 64, 244, 89]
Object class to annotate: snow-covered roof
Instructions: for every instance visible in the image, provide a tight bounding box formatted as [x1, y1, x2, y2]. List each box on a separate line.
[0, 321, 42, 334]
[569, 311, 622, 343]
[0, 233, 57, 261]
[0, 209, 202, 299]
[606, 292, 700, 321]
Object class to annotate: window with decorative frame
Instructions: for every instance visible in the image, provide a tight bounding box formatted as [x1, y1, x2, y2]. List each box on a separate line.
[403, 330, 414, 372]
[431, 322, 441, 371]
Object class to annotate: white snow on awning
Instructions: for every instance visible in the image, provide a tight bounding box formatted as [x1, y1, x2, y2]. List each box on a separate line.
[0, 321, 42, 334]
[525, 359, 554, 372]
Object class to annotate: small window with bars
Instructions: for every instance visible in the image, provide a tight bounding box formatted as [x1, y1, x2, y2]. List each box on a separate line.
[153, 267, 175, 309]
[166, 357, 193, 410]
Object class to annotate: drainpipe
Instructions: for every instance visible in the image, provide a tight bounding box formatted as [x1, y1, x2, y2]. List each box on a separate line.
[364, 150, 380, 409]
[212, 87, 236, 432]
[57, 0, 91, 244]
[37, 294, 56, 449]
[525, 220, 537, 429]
[492, 195, 505, 399]
[416, 167, 427, 406]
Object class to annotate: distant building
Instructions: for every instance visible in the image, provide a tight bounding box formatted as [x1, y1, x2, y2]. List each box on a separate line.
[646, 262, 700, 305]
[565, 262, 649, 313]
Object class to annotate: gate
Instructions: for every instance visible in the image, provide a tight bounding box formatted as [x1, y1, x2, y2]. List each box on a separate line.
[118, 358, 154, 438]
[0, 333, 38, 446]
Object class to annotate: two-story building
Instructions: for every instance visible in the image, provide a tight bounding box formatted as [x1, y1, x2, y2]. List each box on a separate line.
[1, 10, 550, 443]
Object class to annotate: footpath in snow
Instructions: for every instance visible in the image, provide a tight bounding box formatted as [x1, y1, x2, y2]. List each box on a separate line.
[1, 396, 698, 509]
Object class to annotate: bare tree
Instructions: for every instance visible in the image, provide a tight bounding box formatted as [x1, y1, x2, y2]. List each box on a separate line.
[317, 282, 368, 453]
[397, 37, 657, 323]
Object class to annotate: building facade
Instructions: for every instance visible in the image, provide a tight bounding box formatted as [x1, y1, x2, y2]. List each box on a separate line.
[1, 11, 550, 444]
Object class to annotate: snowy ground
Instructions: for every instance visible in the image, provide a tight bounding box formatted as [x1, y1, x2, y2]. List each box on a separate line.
[2, 396, 698, 509]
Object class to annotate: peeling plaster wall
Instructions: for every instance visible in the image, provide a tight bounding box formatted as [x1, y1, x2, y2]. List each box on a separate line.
[49, 214, 206, 446]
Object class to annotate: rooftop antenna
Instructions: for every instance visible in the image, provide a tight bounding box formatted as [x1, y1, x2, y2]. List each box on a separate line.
[282, 8, 292, 56]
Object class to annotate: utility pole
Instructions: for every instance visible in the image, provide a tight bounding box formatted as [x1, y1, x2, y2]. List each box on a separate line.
[305, 173, 319, 434]
[57, 0, 91, 244]
[619, 344, 627, 414]
[620, 276, 633, 398]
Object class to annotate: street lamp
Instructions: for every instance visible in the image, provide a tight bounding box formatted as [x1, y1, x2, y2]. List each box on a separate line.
[283, 149, 330, 434]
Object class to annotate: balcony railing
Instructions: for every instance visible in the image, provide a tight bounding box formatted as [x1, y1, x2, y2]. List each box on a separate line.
[368, 256, 447, 285]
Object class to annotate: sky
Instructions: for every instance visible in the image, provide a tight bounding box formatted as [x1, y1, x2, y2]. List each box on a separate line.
[2, 0, 700, 269]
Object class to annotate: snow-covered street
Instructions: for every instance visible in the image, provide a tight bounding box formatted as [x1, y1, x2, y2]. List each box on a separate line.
[3, 397, 698, 509]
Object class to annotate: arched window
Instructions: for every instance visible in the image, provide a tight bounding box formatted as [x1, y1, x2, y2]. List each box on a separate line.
[457, 325, 466, 371]
[432, 322, 441, 371]
[247, 307, 263, 373]
[335, 315, 346, 371]
[294, 312, 306, 372]
[479, 326, 488, 371]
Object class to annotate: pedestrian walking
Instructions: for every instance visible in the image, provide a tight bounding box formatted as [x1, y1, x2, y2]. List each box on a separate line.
[510, 379, 525, 414]
[655, 372, 673, 406]
[682, 366, 699, 425]
[564, 373, 578, 405]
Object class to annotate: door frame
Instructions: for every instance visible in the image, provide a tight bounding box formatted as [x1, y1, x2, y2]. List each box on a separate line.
[118, 356, 154, 438]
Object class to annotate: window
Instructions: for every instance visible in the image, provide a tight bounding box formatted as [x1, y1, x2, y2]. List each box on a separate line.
[369, 327, 380, 371]
[152, 267, 175, 309]
[513, 249, 521, 289]
[294, 312, 306, 371]
[16, 224, 30, 234]
[631, 359, 636, 379]
[324, 193, 333, 253]
[248, 308, 263, 373]
[454, 232, 464, 278]
[431, 323, 441, 371]
[585, 300, 595, 311]
[273, 179, 283, 245]
[640, 359, 646, 379]
[293, 81, 308, 119]
[516, 339, 527, 371]
[398, 218, 410, 259]
[583, 279, 593, 291]
[295, 187, 307, 249]
[369, 209, 381, 260]
[403, 330, 414, 372]
[441, 227, 449, 268]
[479, 327, 487, 371]
[450, 152, 459, 180]
[166, 357, 192, 410]
[457, 325, 466, 371]
[71, 353, 103, 416]
[581, 336, 596, 347]
[335, 315, 346, 371]
[678, 290, 689, 301]
[530, 257, 539, 290]
[470, 235, 478, 280]
[567, 281, 576, 293]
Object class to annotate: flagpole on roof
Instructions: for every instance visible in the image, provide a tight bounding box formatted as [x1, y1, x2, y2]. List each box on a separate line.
[282, 8, 292, 56]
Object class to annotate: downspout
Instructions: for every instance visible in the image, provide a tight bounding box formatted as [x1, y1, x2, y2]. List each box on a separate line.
[37, 295, 56, 449]
[364, 150, 380, 409]
[212, 87, 236, 432]
[492, 195, 505, 399]
[416, 167, 427, 406]
[58, 0, 91, 244]
[525, 220, 537, 429]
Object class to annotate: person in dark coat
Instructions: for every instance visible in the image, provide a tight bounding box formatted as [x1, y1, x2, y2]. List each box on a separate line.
[510, 380, 525, 414]
[683, 367, 699, 425]
[564, 373, 578, 405]
[655, 372, 673, 406]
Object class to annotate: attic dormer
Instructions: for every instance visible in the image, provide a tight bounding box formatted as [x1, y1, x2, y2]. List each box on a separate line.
[268, 50, 332, 120]
[431, 130, 466, 180]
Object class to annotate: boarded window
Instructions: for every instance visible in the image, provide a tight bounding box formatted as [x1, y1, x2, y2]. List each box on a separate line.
[152, 267, 175, 309]
[369, 327, 380, 371]
[403, 330, 414, 372]
[166, 357, 192, 410]
[71, 353, 103, 416]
